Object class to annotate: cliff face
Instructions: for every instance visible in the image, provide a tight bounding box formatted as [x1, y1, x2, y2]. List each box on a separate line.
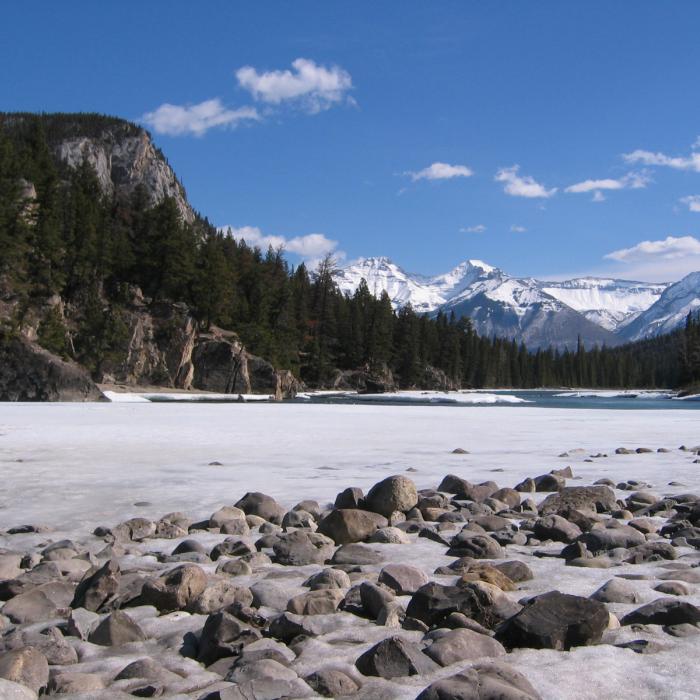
[54, 130, 194, 224]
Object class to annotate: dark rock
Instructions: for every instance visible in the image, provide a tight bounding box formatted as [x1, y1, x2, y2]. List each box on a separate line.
[211, 539, 255, 561]
[355, 636, 439, 678]
[534, 474, 565, 492]
[359, 582, 395, 619]
[197, 611, 262, 665]
[577, 526, 646, 553]
[654, 581, 690, 596]
[495, 591, 609, 650]
[317, 509, 385, 544]
[71, 558, 120, 612]
[0, 337, 101, 401]
[621, 598, 700, 626]
[234, 492, 285, 524]
[533, 515, 582, 543]
[88, 610, 146, 646]
[447, 530, 503, 559]
[334, 487, 365, 509]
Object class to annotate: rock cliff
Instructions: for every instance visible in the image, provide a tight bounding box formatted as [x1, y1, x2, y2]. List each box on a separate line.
[53, 126, 194, 224]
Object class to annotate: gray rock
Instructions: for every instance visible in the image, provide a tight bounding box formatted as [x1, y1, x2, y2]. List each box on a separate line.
[210, 506, 247, 529]
[0, 648, 49, 693]
[378, 564, 429, 595]
[355, 636, 439, 678]
[2, 581, 73, 624]
[492, 561, 534, 583]
[538, 486, 617, 515]
[654, 581, 690, 596]
[423, 627, 506, 666]
[66, 607, 100, 640]
[305, 668, 360, 697]
[368, 527, 411, 544]
[303, 568, 351, 591]
[331, 544, 384, 565]
[334, 487, 365, 509]
[591, 578, 642, 604]
[191, 579, 253, 614]
[47, 672, 105, 694]
[88, 610, 146, 646]
[416, 661, 541, 700]
[140, 564, 208, 612]
[272, 530, 334, 566]
[365, 476, 419, 517]
[287, 589, 344, 615]
[0, 678, 37, 700]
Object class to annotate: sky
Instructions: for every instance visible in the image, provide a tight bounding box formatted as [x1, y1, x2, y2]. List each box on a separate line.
[2, 2, 700, 282]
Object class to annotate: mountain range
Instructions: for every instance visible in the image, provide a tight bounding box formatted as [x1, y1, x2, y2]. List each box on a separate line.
[335, 257, 700, 349]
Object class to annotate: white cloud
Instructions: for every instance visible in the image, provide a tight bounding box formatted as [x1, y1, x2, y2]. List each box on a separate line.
[601, 235, 700, 280]
[680, 195, 700, 212]
[623, 146, 700, 173]
[565, 171, 650, 194]
[236, 58, 352, 113]
[495, 165, 557, 198]
[592, 190, 606, 202]
[510, 225, 527, 233]
[406, 162, 474, 182]
[220, 226, 341, 267]
[461, 224, 486, 233]
[142, 99, 259, 136]
[604, 235, 700, 262]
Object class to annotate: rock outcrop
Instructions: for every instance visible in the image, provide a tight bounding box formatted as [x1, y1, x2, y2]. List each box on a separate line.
[52, 120, 194, 224]
[0, 336, 101, 401]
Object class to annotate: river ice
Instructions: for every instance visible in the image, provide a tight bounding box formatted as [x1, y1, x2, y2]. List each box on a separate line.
[0, 402, 699, 699]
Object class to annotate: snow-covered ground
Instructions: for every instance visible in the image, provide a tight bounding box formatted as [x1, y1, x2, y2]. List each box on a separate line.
[1, 403, 699, 699]
[0, 402, 697, 537]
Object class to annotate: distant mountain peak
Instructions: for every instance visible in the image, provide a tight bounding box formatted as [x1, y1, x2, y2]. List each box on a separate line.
[333, 255, 696, 349]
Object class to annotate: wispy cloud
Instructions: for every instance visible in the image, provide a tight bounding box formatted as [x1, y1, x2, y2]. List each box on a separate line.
[510, 225, 527, 233]
[603, 235, 700, 281]
[680, 195, 700, 212]
[623, 141, 700, 172]
[142, 99, 259, 136]
[406, 162, 474, 182]
[220, 225, 343, 268]
[461, 224, 486, 233]
[236, 58, 353, 113]
[565, 171, 650, 201]
[495, 165, 556, 198]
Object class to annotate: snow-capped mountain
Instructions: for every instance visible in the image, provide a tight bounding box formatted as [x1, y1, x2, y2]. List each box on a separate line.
[618, 271, 700, 342]
[540, 278, 668, 331]
[334, 256, 693, 348]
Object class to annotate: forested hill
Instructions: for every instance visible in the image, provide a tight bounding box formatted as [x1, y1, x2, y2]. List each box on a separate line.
[1, 111, 699, 396]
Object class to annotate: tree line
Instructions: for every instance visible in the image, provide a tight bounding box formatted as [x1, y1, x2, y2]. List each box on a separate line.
[1, 112, 698, 390]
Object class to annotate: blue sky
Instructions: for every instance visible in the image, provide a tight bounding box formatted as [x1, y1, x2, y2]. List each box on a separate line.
[3, 2, 700, 281]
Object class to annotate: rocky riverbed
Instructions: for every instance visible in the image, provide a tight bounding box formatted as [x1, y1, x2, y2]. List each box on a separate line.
[0, 453, 698, 699]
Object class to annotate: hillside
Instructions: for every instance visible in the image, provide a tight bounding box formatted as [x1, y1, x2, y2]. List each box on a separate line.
[1, 112, 699, 398]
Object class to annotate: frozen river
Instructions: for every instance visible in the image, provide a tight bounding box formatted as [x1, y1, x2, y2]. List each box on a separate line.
[1, 401, 698, 536]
